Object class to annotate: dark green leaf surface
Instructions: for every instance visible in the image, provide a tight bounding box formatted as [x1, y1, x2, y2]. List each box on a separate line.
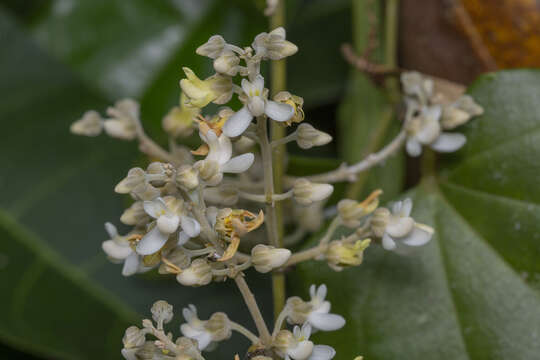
[0, 10, 270, 359]
[292, 70, 540, 359]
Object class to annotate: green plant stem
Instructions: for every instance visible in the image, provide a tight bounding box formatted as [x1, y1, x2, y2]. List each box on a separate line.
[269, 0, 287, 323]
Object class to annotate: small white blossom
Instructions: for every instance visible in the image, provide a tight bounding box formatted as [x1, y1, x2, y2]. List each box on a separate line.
[195, 130, 254, 185]
[101, 223, 148, 276]
[222, 75, 294, 137]
[371, 198, 433, 251]
[136, 197, 200, 255]
[70, 110, 103, 136]
[180, 305, 231, 350]
[103, 99, 139, 140]
[405, 104, 466, 157]
[286, 284, 345, 332]
[274, 323, 335, 360]
[176, 258, 212, 287]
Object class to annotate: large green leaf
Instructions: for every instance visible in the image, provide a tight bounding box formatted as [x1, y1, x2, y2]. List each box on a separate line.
[0, 10, 271, 359]
[292, 70, 540, 359]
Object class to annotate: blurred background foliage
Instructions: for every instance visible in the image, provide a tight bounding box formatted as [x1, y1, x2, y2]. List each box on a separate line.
[0, 0, 539, 359]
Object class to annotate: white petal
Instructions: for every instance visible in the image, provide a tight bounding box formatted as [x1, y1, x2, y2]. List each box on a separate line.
[252, 74, 265, 92]
[316, 284, 327, 300]
[122, 252, 140, 276]
[178, 231, 190, 246]
[157, 214, 180, 234]
[416, 116, 441, 144]
[248, 96, 266, 117]
[406, 139, 422, 157]
[196, 332, 212, 350]
[223, 106, 253, 137]
[181, 216, 201, 237]
[241, 77, 255, 96]
[204, 130, 223, 163]
[265, 100, 294, 122]
[102, 240, 132, 260]
[309, 284, 316, 298]
[216, 133, 233, 165]
[136, 226, 169, 255]
[288, 340, 314, 360]
[400, 198, 413, 217]
[143, 198, 167, 218]
[308, 313, 345, 331]
[430, 133, 466, 153]
[221, 153, 255, 173]
[301, 323, 312, 339]
[382, 233, 397, 251]
[314, 301, 331, 314]
[401, 225, 433, 246]
[309, 345, 336, 360]
[104, 222, 118, 238]
[386, 217, 415, 237]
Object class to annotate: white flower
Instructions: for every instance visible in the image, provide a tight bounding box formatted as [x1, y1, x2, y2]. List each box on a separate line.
[103, 99, 139, 140]
[101, 223, 147, 276]
[371, 198, 433, 251]
[70, 110, 103, 136]
[222, 75, 294, 137]
[195, 130, 254, 185]
[287, 284, 345, 332]
[296, 124, 332, 149]
[136, 197, 200, 255]
[176, 258, 212, 286]
[180, 305, 212, 350]
[275, 323, 336, 360]
[405, 104, 466, 157]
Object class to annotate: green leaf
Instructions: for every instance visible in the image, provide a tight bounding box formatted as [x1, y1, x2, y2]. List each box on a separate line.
[292, 70, 540, 359]
[0, 10, 271, 359]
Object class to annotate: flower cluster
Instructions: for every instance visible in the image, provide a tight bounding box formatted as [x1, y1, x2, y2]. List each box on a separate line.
[401, 71, 484, 157]
[71, 23, 484, 360]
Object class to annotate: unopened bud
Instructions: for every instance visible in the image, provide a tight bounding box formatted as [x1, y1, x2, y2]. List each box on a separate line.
[122, 326, 146, 349]
[296, 123, 332, 149]
[158, 248, 191, 274]
[294, 202, 324, 232]
[194, 159, 222, 186]
[162, 101, 197, 138]
[285, 297, 310, 324]
[214, 51, 240, 76]
[326, 239, 371, 271]
[71, 110, 103, 136]
[151, 300, 174, 325]
[115, 168, 146, 194]
[273, 330, 296, 353]
[251, 244, 291, 273]
[293, 179, 333, 206]
[176, 258, 212, 286]
[196, 35, 227, 58]
[337, 193, 380, 228]
[176, 165, 199, 190]
[370, 207, 391, 237]
[146, 162, 173, 187]
[252, 27, 298, 60]
[133, 342, 158, 360]
[441, 95, 484, 130]
[121, 201, 150, 226]
[205, 312, 232, 341]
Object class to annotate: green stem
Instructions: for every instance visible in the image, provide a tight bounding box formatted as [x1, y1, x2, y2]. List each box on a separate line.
[269, 0, 287, 322]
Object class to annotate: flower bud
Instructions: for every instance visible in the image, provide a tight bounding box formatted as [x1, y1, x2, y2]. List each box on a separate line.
[213, 51, 240, 76]
[401, 71, 433, 103]
[70, 110, 103, 136]
[151, 300, 174, 325]
[133, 342, 158, 360]
[337, 192, 380, 228]
[122, 326, 146, 349]
[370, 207, 391, 237]
[162, 96, 198, 138]
[194, 159, 222, 186]
[180, 68, 232, 108]
[104, 99, 138, 140]
[146, 162, 173, 187]
[176, 165, 199, 190]
[203, 184, 238, 206]
[121, 201, 150, 226]
[326, 239, 371, 271]
[273, 329, 296, 353]
[294, 202, 324, 232]
[115, 168, 147, 194]
[205, 312, 232, 341]
[296, 123, 332, 149]
[176, 258, 212, 286]
[196, 35, 227, 58]
[293, 179, 333, 206]
[252, 27, 298, 60]
[285, 297, 310, 324]
[251, 244, 291, 273]
[441, 95, 484, 130]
